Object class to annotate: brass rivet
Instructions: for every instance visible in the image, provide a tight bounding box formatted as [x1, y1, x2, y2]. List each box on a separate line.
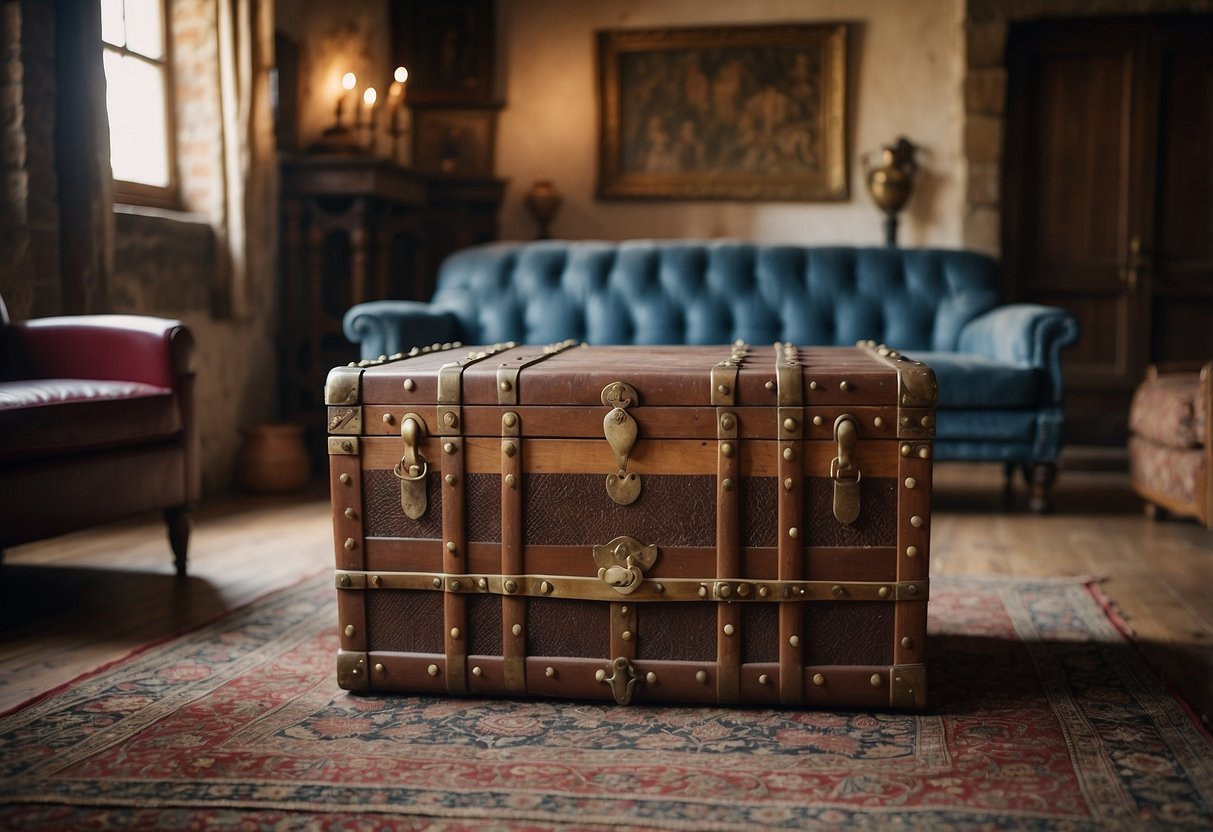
[503, 412, 518, 428]
[765, 381, 776, 391]
[900, 416, 912, 427]
[783, 447, 795, 460]
[442, 411, 457, 427]
[646, 672, 658, 684]
[450, 627, 461, 639]
[427, 664, 439, 677]
[341, 440, 353, 453]
[723, 624, 735, 636]
[812, 673, 826, 686]
[505, 474, 518, 489]
[403, 379, 415, 391]
[374, 663, 385, 673]
[736, 583, 751, 598]
[432, 577, 442, 588]
[339, 574, 351, 587]
[620, 606, 628, 614]
[722, 478, 734, 492]
[450, 580, 462, 591]
[478, 578, 488, 590]
[840, 380, 851, 392]
[783, 417, 797, 432]
[911, 515, 924, 528]
[443, 442, 456, 454]
[870, 673, 883, 687]
[919, 447, 930, 459]
[906, 545, 919, 558]
[720, 414, 736, 431]
[921, 415, 934, 428]
[809, 381, 818, 390]
[540, 580, 552, 594]
[503, 441, 517, 457]
[758, 585, 769, 598]
[788, 527, 799, 539]
[344, 507, 356, 519]
[446, 541, 457, 552]
[901, 444, 911, 456]
[789, 635, 800, 648]
[907, 584, 919, 595]
[382, 413, 394, 425]
[472, 666, 483, 676]
[595, 669, 606, 682]
[901, 637, 913, 649]
[499, 380, 512, 392]
[344, 625, 355, 637]
[720, 442, 734, 457]
[874, 416, 884, 428]
[370, 574, 381, 587]
[339, 473, 351, 485]
[812, 415, 824, 427]
[504, 580, 518, 593]
[878, 586, 891, 598]
[905, 477, 917, 489]
[654, 582, 665, 594]
[344, 537, 356, 551]
[545, 666, 557, 678]
[717, 384, 730, 395]
[696, 670, 708, 684]
[698, 585, 708, 598]
[719, 584, 733, 599]
[445, 474, 457, 486]
[759, 674, 771, 686]
[512, 624, 523, 637]
[832, 585, 844, 597]
[621, 630, 633, 641]
[784, 477, 794, 491]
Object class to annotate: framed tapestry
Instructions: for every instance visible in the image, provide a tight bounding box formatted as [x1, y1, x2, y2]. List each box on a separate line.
[597, 23, 850, 201]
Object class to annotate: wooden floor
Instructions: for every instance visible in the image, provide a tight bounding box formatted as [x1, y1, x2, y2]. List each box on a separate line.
[2, 462, 1211, 725]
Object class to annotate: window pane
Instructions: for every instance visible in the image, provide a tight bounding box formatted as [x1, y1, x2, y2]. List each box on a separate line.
[124, 0, 163, 59]
[100, 0, 125, 47]
[103, 50, 170, 188]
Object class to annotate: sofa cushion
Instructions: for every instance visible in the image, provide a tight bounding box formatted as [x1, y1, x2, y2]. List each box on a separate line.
[1129, 372, 1205, 448]
[0, 379, 180, 462]
[908, 352, 1040, 408]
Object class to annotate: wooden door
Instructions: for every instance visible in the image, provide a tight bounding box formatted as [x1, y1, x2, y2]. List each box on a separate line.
[1003, 16, 1213, 445]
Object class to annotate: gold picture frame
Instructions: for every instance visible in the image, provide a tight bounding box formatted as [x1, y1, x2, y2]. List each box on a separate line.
[597, 23, 850, 201]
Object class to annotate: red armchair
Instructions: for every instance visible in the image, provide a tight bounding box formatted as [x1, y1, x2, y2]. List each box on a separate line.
[0, 294, 199, 575]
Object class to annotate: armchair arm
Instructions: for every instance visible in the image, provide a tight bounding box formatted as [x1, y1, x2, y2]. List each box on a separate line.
[343, 301, 462, 361]
[957, 304, 1080, 403]
[6, 315, 194, 389]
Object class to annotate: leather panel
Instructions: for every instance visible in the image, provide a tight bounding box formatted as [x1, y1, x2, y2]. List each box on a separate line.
[524, 474, 715, 546]
[742, 604, 779, 663]
[804, 476, 897, 547]
[466, 474, 501, 543]
[740, 476, 778, 547]
[527, 598, 608, 657]
[467, 593, 503, 657]
[367, 591, 443, 653]
[803, 602, 893, 666]
[636, 603, 715, 662]
[364, 469, 442, 539]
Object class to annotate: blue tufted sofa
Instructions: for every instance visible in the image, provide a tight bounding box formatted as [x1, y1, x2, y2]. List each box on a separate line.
[343, 241, 1080, 510]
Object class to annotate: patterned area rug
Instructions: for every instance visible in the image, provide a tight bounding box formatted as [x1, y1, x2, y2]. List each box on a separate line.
[1, 575, 1210, 831]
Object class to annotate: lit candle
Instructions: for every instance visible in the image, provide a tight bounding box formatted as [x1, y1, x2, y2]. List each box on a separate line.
[335, 71, 357, 127]
[363, 87, 378, 130]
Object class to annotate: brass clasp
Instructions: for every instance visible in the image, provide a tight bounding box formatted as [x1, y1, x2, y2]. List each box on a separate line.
[831, 414, 861, 525]
[593, 535, 658, 595]
[596, 657, 643, 705]
[602, 382, 641, 505]
[395, 413, 428, 519]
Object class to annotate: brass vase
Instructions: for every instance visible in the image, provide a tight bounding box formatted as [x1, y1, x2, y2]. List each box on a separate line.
[524, 180, 562, 240]
[866, 138, 917, 246]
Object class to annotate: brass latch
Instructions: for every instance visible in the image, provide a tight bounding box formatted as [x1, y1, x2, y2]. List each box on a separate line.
[593, 535, 658, 595]
[394, 413, 428, 519]
[602, 382, 641, 505]
[831, 414, 861, 525]
[596, 657, 643, 705]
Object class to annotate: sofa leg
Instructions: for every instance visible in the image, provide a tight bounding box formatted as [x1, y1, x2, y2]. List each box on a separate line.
[165, 507, 192, 577]
[1027, 463, 1057, 514]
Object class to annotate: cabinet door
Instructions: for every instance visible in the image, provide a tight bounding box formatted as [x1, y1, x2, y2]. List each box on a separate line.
[1003, 16, 1213, 445]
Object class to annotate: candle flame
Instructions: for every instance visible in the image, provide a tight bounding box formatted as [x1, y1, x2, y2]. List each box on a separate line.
[363, 87, 377, 106]
[342, 72, 357, 91]
[394, 66, 409, 84]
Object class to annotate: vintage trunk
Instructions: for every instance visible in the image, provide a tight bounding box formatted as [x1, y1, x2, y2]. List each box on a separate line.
[327, 342, 935, 708]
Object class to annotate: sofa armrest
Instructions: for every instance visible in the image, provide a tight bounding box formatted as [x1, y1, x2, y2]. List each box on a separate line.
[957, 304, 1080, 403]
[343, 301, 462, 361]
[6, 315, 194, 390]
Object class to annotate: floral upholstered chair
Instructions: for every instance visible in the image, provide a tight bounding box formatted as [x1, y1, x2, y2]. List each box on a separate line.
[1128, 362, 1212, 529]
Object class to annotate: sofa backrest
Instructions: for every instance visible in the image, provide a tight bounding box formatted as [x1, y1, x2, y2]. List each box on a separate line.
[431, 241, 1003, 351]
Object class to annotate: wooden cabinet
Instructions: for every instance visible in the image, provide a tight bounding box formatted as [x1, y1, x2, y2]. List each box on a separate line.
[1003, 16, 1213, 445]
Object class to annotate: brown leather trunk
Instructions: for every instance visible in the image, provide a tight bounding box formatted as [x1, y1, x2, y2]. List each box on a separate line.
[327, 342, 935, 708]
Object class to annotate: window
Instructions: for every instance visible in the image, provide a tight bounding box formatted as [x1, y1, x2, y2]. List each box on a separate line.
[100, 0, 176, 206]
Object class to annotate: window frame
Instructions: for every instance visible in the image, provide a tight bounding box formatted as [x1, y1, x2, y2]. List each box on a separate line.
[101, 0, 180, 210]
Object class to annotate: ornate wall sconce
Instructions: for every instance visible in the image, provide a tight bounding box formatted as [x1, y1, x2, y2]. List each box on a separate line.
[865, 137, 917, 247]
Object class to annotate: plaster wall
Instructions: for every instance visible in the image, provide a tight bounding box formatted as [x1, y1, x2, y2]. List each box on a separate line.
[496, 0, 967, 247]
